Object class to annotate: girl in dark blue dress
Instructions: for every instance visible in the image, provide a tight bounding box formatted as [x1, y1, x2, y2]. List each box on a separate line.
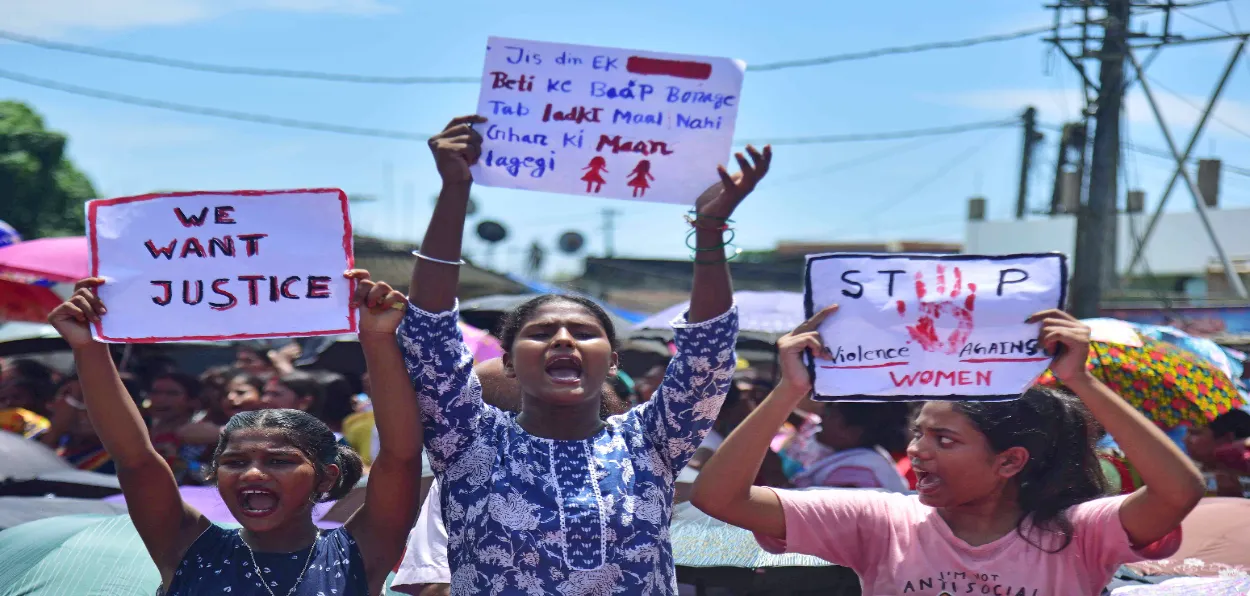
[48, 271, 422, 596]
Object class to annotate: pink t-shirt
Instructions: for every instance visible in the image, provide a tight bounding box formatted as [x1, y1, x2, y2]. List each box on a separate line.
[755, 489, 1181, 596]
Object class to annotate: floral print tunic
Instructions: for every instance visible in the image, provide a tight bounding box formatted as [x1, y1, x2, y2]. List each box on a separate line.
[399, 303, 738, 596]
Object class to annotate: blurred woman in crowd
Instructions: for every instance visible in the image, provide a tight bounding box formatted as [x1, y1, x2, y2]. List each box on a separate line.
[37, 376, 114, 473]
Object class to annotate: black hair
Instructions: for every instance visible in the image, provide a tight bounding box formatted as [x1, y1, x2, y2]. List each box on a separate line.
[953, 386, 1108, 553]
[1209, 409, 1250, 440]
[229, 370, 267, 394]
[497, 295, 620, 352]
[2, 378, 56, 414]
[310, 371, 355, 428]
[149, 372, 201, 402]
[211, 409, 362, 502]
[827, 401, 912, 453]
[10, 359, 57, 385]
[274, 371, 324, 409]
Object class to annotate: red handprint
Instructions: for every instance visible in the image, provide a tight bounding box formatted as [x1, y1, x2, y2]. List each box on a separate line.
[896, 265, 977, 354]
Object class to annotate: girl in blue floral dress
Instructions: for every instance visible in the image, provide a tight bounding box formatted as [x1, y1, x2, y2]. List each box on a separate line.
[47, 272, 422, 595]
[401, 114, 772, 595]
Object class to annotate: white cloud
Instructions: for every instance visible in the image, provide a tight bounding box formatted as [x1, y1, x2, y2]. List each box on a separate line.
[933, 87, 1250, 139]
[4, 0, 398, 37]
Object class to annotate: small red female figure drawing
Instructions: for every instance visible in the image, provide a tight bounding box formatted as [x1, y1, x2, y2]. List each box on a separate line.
[582, 156, 608, 193]
[626, 159, 655, 198]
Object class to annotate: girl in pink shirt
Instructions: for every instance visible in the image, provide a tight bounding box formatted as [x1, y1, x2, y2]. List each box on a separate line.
[691, 307, 1205, 596]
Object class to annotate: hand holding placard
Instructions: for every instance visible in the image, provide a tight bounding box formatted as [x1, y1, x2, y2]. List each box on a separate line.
[776, 304, 839, 396]
[1029, 309, 1093, 384]
[47, 278, 107, 349]
[347, 269, 408, 335]
[428, 115, 487, 184]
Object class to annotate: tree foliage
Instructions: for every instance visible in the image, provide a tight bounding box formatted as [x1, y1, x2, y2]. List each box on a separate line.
[0, 101, 97, 238]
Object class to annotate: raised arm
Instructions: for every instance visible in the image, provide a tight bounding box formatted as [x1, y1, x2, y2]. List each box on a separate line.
[401, 114, 488, 475]
[343, 271, 423, 584]
[47, 279, 208, 586]
[409, 115, 486, 314]
[690, 306, 837, 539]
[688, 145, 771, 323]
[1030, 310, 1205, 546]
[636, 148, 771, 472]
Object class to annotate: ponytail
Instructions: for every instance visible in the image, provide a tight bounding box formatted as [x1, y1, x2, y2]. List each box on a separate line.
[325, 443, 364, 501]
[954, 386, 1108, 552]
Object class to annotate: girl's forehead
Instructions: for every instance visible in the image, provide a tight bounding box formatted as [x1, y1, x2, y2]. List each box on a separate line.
[916, 401, 968, 426]
[225, 428, 295, 449]
[524, 301, 602, 326]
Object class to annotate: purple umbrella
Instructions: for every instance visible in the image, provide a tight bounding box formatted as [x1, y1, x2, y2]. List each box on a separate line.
[635, 291, 805, 335]
[105, 486, 342, 529]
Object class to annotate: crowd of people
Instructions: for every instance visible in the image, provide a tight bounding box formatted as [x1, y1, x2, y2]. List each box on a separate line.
[0, 113, 1247, 595]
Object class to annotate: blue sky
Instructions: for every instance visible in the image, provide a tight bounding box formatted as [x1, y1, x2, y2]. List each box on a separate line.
[4, 0, 1249, 278]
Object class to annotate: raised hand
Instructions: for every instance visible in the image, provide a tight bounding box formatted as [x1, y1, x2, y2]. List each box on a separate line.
[694, 144, 772, 220]
[47, 278, 106, 349]
[776, 305, 839, 395]
[347, 270, 408, 335]
[1026, 309, 1093, 384]
[897, 265, 977, 355]
[428, 115, 487, 183]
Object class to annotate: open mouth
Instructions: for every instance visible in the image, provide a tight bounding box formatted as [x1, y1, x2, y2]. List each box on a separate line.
[544, 355, 583, 386]
[913, 466, 942, 495]
[239, 488, 280, 517]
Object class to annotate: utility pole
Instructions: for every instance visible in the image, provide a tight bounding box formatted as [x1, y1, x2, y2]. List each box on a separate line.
[1066, 0, 1128, 319]
[601, 208, 619, 258]
[1015, 106, 1042, 219]
[1047, 0, 1250, 312]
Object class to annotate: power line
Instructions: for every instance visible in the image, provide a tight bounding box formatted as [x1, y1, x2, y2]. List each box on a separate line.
[0, 22, 1062, 83]
[0, 65, 1023, 147]
[0, 28, 478, 84]
[0, 67, 436, 141]
[1146, 74, 1250, 141]
[738, 119, 1016, 146]
[866, 128, 1008, 218]
[746, 23, 1061, 72]
[769, 134, 955, 186]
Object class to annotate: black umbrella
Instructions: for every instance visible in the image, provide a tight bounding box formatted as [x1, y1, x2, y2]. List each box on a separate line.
[0, 431, 121, 499]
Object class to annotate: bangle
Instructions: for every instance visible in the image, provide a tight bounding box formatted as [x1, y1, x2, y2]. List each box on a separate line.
[411, 250, 465, 266]
[686, 229, 736, 252]
[687, 210, 733, 223]
[684, 214, 731, 232]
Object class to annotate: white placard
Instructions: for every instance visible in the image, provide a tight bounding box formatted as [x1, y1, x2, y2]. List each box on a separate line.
[87, 189, 355, 343]
[805, 253, 1068, 401]
[471, 36, 745, 204]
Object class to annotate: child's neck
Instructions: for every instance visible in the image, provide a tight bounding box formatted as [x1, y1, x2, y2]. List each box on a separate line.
[936, 491, 1023, 547]
[241, 517, 319, 553]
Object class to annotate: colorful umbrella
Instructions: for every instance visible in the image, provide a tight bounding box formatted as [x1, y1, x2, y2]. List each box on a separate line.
[0, 279, 62, 324]
[1038, 337, 1244, 428]
[0, 236, 88, 283]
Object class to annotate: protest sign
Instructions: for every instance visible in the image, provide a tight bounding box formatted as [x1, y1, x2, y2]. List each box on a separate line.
[804, 253, 1068, 401]
[87, 189, 355, 343]
[471, 36, 745, 205]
